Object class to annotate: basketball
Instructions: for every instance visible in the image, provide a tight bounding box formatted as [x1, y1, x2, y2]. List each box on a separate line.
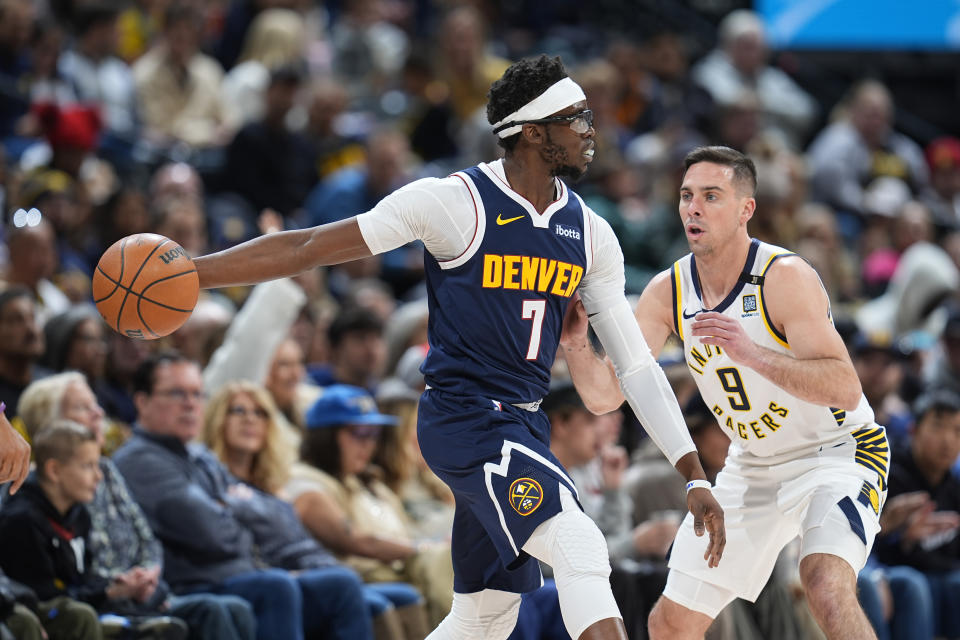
[93, 233, 199, 340]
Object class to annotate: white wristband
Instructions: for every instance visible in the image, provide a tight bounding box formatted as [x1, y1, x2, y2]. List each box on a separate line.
[686, 479, 712, 493]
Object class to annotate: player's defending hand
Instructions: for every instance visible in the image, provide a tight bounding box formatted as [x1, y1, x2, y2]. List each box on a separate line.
[690, 311, 758, 366]
[687, 487, 725, 568]
[0, 405, 30, 495]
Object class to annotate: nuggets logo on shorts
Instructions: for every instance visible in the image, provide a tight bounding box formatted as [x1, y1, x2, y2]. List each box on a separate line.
[508, 478, 544, 516]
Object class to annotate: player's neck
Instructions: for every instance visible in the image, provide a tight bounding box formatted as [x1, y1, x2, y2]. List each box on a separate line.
[501, 155, 558, 213]
[695, 235, 753, 308]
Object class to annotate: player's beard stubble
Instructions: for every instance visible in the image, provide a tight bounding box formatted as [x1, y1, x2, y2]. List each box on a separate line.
[543, 130, 586, 182]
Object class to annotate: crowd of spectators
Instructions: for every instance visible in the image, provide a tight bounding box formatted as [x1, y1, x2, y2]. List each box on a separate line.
[2, 0, 960, 638]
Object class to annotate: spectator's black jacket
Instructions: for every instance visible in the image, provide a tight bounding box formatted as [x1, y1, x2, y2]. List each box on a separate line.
[0, 476, 109, 607]
[875, 445, 960, 572]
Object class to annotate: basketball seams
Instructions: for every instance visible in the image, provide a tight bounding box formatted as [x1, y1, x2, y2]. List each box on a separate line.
[115, 238, 170, 333]
[96, 268, 197, 312]
[95, 233, 200, 340]
[136, 270, 199, 338]
[92, 236, 128, 303]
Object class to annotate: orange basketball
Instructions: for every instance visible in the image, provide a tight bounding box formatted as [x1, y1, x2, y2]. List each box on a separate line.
[93, 233, 199, 340]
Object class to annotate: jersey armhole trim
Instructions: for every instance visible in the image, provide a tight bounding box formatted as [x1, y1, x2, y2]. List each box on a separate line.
[438, 172, 486, 269]
[571, 192, 593, 275]
[757, 252, 793, 349]
[672, 262, 683, 341]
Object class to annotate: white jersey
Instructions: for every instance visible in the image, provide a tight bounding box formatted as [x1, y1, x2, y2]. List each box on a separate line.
[672, 239, 879, 464]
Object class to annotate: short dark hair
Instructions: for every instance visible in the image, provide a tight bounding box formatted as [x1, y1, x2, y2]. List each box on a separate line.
[683, 146, 758, 197]
[0, 285, 33, 316]
[73, 3, 118, 37]
[913, 388, 960, 424]
[486, 55, 569, 154]
[328, 306, 384, 348]
[132, 349, 193, 394]
[34, 420, 97, 480]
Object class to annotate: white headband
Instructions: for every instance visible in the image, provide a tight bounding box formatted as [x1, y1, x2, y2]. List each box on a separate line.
[492, 77, 587, 139]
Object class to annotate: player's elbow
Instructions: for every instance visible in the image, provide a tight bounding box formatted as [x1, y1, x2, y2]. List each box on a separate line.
[581, 390, 625, 415]
[837, 377, 863, 412]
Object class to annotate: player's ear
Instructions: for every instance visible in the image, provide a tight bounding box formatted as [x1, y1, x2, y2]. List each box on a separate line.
[521, 123, 545, 145]
[740, 197, 756, 226]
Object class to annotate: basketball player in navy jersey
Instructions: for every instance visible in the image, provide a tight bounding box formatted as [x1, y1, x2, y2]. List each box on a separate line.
[562, 146, 884, 640]
[191, 56, 724, 640]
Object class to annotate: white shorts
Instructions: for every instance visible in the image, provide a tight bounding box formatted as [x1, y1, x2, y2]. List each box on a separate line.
[665, 426, 888, 612]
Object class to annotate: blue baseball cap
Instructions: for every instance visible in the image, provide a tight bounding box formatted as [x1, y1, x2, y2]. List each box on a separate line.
[305, 384, 399, 429]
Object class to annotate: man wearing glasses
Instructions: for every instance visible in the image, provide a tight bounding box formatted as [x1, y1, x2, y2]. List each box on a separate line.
[112, 351, 374, 640]
[189, 55, 724, 640]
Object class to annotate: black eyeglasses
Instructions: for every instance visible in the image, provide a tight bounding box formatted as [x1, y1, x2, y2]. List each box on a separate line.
[522, 110, 594, 134]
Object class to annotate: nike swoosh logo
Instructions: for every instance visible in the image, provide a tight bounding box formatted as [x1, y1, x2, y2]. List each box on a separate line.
[682, 309, 703, 320]
[496, 214, 524, 226]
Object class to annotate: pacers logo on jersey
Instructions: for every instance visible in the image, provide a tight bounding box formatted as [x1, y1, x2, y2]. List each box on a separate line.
[508, 478, 544, 516]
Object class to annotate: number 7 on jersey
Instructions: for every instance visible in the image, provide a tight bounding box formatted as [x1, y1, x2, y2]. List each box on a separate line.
[522, 299, 546, 360]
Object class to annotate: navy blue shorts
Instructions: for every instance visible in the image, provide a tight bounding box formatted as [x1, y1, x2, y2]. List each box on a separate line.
[418, 388, 580, 594]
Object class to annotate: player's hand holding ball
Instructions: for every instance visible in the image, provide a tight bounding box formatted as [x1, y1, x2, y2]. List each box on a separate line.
[93, 233, 199, 339]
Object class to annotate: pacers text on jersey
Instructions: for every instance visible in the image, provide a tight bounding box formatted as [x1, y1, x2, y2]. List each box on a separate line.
[481, 254, 584, 298]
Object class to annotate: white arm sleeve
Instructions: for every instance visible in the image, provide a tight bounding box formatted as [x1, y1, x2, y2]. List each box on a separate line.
[579, 211, 696, 467]
[355, 175, 479, 261]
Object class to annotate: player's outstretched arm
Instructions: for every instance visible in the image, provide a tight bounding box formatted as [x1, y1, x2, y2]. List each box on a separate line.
[690, 255, 862, 410]
[194, 218, 373, 289]
[578, 263, 726, 565]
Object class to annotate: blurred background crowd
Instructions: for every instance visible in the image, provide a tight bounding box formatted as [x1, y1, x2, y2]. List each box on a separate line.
[1, 0, 960, 638]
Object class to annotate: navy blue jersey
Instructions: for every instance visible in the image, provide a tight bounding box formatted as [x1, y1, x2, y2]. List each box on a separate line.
[421, 164, 590, 404]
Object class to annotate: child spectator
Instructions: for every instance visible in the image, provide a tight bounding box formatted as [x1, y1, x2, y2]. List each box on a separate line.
[0, 420, 188, 638]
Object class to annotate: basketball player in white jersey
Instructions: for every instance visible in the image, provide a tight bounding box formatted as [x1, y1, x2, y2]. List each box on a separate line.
[561, 146, 885, 640]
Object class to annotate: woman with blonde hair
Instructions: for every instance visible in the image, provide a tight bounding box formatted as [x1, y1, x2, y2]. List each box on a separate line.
[203, 382, 430, 640]
[202, 380, 295, 494]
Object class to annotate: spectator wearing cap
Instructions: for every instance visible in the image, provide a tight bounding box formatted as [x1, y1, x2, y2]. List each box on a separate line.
[113, 351, 374, 640]
[807, 79, 930, 241]
[28, 103, 101, 179]
[287, 384, 454, 626]
[201, 380, 431, 640]
[874, 390, 960, 639]
[923, 136, 960, 229]
[221, 63, 315, 220]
